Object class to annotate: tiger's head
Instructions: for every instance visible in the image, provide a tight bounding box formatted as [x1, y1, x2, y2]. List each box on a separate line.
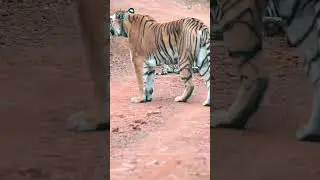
[110, 8, 135, 37]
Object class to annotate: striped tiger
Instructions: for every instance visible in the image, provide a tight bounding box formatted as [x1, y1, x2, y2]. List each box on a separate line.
[110, 8, 210, 106]
[211, 0, 320, 141]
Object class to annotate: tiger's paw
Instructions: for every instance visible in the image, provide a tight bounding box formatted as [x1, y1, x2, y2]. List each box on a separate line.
[296, 123, 320, 142]
[210, 110, 247, 130]
[202, 100, 210, 106]
[130, 96, 152, 104]
[174, 96, 187, 102]
[66, 111, 109, 132]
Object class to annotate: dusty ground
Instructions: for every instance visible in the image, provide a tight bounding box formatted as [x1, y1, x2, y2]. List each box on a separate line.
[110, 0, 210, 179]
[212, 37, 320, 180]
[0, 0, 210, 179]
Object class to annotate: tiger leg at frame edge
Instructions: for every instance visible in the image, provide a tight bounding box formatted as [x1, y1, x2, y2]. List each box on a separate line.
[211, 0, 269, 130]
[286, 1, 320, 141]
[198, 31, 211, 106]
[66, 0, 109, 132]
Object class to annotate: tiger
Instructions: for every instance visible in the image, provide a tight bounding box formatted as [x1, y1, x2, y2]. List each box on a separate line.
[110, 8, 211, 106]
[211, 0, 320, 142]
[64, 0, 109, 132]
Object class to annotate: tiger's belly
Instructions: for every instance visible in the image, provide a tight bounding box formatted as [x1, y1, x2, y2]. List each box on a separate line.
[146, 50, 179, 67]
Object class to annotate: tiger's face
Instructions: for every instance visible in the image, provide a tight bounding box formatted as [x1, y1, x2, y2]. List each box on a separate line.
[110, 8, 135, 37]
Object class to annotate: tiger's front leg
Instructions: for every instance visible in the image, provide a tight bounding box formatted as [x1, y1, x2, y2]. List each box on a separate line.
[142, 63, 156, 101]
[131, 56, 155, 103]
[66, 0, 109, 132]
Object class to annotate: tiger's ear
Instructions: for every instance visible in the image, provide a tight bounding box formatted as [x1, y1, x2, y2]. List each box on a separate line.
[127, 8, 135, 14]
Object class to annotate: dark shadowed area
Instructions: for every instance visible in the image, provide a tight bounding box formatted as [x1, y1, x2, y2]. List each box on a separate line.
[0, 1, 106, 179]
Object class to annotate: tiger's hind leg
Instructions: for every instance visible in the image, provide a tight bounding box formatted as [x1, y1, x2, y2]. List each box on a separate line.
[211, 0, 269, 129]
[280, 1, 320, 141]
[198, 47, 210, 106]
[174, 66, 194, 102]
[142, 62, 156, 102]
[174, 53, 194, 102]
[196, 31, 210, 106]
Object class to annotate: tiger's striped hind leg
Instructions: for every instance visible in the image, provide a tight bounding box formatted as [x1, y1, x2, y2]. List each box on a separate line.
[197, 33, 211, 106]
[282, 1, 320, 141]
[211, 0, 269, 129]
[174, 66, 194, 103]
